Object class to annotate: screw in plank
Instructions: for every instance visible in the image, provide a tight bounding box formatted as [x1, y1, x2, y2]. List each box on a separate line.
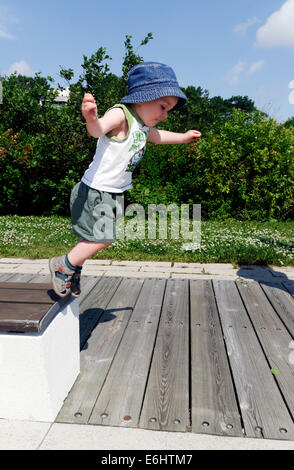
[150, 417, 157, 423]
[202, 421, 210, 427]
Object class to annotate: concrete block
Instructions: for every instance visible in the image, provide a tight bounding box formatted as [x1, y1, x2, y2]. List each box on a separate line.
[112, 261, 172, 267]
[171, 273, 237, 280]
[111, 260, 145, 266]
[0, 265, 18, 272]
[171, 267, 205, 274]
[0, 298, 80, 422]
[140, 266, 173, 272]
[102, 265, 141, 271]
[173, 262, 205, 268]
[84, 259, 112, 265]
[0, 419, 51, 450]
[104, 271, 170, 278]
[171, 273, 218, 279]
[202, 263, 236, 272]
[39, 422, 294, 450]
[11, 264, 43, 274]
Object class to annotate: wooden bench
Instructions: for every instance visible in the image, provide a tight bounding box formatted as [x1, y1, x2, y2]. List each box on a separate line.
[0, 282, 80, 422]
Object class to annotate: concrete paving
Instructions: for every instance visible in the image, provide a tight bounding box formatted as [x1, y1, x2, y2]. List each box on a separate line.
[1, 418, 294, 450]
[0, 257, 294, 282]
[1, 257, 294, 450]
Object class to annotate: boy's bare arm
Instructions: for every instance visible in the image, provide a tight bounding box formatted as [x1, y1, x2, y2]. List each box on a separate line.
[148, 127, 201, 145]
[82, 93, 125, 138]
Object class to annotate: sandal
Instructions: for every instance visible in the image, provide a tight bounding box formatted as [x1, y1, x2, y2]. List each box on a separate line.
[49, 255, 75, 297]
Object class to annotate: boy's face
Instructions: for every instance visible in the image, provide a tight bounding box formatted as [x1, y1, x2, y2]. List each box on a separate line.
[132, 96, 178, 127]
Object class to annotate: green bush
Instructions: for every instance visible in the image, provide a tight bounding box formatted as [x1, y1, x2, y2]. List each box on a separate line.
[0, 37, 152, 216]
[0, 36, 293, 220]
[0, 129, 33, 214]
[0, 107, 93, 215]
[127, 110, 294, 221]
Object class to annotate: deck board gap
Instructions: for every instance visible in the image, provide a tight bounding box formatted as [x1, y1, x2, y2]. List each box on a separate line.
[236, 282, 294, 428]
[137, 279, 168, 429]
[213, 280, 246, 435]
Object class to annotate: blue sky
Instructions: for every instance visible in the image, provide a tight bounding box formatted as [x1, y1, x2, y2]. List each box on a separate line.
[1, 0, 294, 122]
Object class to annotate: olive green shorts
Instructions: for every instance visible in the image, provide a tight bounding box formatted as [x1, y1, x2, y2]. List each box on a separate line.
[70, 181, 123, 243]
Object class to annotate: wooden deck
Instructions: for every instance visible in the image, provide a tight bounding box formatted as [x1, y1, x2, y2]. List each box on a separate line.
[1, 272, 294, 441]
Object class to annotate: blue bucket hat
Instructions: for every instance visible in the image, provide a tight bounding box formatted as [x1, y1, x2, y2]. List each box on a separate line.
[121, 62, 187, 111]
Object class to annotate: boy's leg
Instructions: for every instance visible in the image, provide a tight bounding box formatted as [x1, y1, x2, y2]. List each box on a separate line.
[67, 240, 112, 296]
[49, 240, 111, 297]
[67, 239, 112, 267]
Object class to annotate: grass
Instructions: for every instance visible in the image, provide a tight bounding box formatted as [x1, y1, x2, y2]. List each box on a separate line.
[0, 215, 293, 266]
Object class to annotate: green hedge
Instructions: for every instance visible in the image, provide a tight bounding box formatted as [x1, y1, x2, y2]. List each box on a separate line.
[1, 109, 293, 220]
[1, 39, 293, 221]
[127, 110, 294, 221]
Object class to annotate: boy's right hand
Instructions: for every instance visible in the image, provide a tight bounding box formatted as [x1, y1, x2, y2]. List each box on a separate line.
[82, 93, 98, 122]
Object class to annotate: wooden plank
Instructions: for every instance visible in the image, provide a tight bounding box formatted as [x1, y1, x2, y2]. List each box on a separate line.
[0, 274, 15, 282]
[29, 274, 51, 283]
[56, 277, 144, 424]
[139, 279, 189, 432]
[0, 282, 52, 290]
[0, 282, 57, 332]
[190, 280, 243, 437]
[130, 277, 167, 324]
[3, 273, 36, 283]
[78, 276, 101, 305]
[0, 302, 55, 332]
[79, 276, 122, 349]
[214, 280, 294, 440]
[260, 282, 294, 337]
[88, 278, 166, 427]
[0, 288, 55, 304]
[237, 281, 294, 418]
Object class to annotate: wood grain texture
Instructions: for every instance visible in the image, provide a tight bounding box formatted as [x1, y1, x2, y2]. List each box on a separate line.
[139, 279, 190, 432]
[57, 277, 144, 424]
[190, 280, 243, 437]
[88, 279, 166, 427]
[214, 280, 294, 440]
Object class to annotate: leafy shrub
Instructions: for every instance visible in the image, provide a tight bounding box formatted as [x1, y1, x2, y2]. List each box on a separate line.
[0, 36, 293, 221]
[127, 110, 294, 221]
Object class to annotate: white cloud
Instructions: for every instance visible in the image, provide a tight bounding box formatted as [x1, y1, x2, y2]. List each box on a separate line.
[0, 27, 13, 39]
[249, 60, 265, 74]
[226, 60, 265, 86]
[7, 61, 35, 77]
[226, 60, 246, 86]
[256, 0, 294, 49]
[233, 17, 260, 36]
[0, 4, 17, 40]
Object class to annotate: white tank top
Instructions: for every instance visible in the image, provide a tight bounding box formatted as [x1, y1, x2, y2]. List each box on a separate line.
[81, 104, 149, 193]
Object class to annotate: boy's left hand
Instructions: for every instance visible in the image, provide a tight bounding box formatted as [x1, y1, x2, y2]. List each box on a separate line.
[184, 130, 202, 143]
